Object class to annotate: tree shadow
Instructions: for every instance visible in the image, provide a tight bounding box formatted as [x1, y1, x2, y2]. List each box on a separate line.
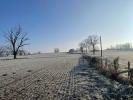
[63, 57, 133, 100]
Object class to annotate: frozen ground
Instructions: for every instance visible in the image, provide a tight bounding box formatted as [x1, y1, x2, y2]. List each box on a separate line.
[0, 53, 132, 100]
[93, 50, 133, 77]
[94, 50, 133, 68]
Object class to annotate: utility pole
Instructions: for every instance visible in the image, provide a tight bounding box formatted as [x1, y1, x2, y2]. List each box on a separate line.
[100, 36, 102, 57]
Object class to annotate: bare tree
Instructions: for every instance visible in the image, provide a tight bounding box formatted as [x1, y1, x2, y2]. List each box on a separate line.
[5, 26, 29, 59]
[79, 42, 86, 53]
[0, 46, 10, 57]
[85, 38, 92, 53]
[0, 46, 5, 57]
[84, 39, 88, 53]
[68, 49, 75, 54]
[54, 48, 59, 53]
[18, 49, 27, 56]
[87, 35, 99, 55]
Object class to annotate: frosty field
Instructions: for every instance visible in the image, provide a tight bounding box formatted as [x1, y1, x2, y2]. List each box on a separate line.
[0, 52, 132, 100]
[0, 53, 81, 99]
[93, 50, 133, 69]
[103, 50, 133, 67]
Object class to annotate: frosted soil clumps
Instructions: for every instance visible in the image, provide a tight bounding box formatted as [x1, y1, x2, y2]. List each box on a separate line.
[0, 53, 132, 99]
[74, 58, 133, 100]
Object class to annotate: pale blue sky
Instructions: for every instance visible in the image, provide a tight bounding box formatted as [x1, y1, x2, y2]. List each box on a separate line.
[0, 0, 133, 52]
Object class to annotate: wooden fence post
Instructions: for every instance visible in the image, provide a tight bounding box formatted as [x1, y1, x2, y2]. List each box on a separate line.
[100, 36, 102, 58]
[101, 57, 103, 68]
[128, 61, 133, 84]
[128, 61, 130, 80]
[114, 57, 119, 73]
[130, 69, 133, 82]
[105, 58, 108, 69]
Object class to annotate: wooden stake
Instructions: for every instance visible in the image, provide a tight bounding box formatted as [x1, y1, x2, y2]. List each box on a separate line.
[128, 61, 130, 79]
[100, 36, 102, 57]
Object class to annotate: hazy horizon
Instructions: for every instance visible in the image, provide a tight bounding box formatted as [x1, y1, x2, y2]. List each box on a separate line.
[0, 0, 133, 53]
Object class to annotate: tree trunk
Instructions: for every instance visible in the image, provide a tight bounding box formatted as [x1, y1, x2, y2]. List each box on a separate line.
[13, 52, 17, 59]
[14, 54, 16, 59]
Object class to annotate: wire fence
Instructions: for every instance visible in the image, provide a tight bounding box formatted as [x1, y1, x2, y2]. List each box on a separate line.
[83, 55, 133, 85]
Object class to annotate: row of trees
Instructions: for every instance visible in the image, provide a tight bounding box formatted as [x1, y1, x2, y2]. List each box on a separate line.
[79, 35, 99, 55]
[0, 25, 29, 59]
[107, 43, 133, 50]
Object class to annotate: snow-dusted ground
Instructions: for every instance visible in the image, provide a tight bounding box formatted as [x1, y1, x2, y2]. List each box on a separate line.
[93, 50, 133, 77]
[94, 50, 133, 68]
[0, 53, 79, 76]
[0, 53, 80, 99]
[0, 53, 132, 100]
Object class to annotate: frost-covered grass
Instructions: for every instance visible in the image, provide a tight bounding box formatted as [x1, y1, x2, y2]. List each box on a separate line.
[95, 50, 133, 68]
[90, 50, 133, 79]
[0, 53, 79, 75]
[0, 53, 81, 99]
[0, 52, 132, 100]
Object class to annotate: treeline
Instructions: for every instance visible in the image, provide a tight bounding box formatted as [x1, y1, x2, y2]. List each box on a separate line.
[79, 35, 100, 54]
[0, 46, 30, 57]
[107, 43, 133, 51]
